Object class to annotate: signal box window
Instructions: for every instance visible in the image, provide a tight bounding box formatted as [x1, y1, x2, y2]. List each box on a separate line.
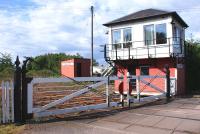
[140, 66, 149, 75]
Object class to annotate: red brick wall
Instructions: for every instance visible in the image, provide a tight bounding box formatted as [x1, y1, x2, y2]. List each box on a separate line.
[61, 59, 75, 78]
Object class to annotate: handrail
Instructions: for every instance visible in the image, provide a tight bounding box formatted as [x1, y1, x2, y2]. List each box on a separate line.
[105, 37, 184, 60]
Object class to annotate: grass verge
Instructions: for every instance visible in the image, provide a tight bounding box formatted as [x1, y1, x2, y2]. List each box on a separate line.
[0, 124, 25, 134]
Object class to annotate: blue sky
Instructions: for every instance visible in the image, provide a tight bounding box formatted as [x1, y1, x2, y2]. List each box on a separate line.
[0, 0, 200, 64]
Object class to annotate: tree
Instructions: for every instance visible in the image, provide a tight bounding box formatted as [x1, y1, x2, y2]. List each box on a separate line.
[185, 40, 200, 93]
[27, 53, 82, 77]
[93, 59, 99, 66]
[0, 53, 14, 79]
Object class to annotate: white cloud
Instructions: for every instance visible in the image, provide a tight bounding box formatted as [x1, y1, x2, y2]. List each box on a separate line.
[0, 0, 200, 64]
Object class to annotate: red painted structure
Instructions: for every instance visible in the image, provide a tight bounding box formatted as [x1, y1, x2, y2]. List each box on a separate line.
[114, 57, 185, 95]
[61, 58, 90, 78]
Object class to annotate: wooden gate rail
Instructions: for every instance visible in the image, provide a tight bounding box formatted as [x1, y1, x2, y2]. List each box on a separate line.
[27, 76, 122, 117]
[35, 102, 118, 117]
[33, 81, 107, 113]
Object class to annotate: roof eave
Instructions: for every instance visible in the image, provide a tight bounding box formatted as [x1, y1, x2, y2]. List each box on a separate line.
[103, 12, 188, 28]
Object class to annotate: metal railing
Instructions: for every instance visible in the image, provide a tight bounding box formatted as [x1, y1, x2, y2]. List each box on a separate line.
[104, 37, 184, 61]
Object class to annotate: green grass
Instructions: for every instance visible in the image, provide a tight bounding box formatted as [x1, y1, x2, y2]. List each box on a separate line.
[0, 124, 25, 134]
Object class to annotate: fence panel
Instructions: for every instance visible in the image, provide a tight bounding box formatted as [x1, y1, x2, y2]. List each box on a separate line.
[0, 81, 14, 124]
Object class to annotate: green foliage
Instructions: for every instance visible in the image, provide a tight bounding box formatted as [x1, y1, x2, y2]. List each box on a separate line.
[185, 40, 200, 92]
[27, 53, 82, 77]
[93, 59, 99, 66]
[0, 53, 14, 80]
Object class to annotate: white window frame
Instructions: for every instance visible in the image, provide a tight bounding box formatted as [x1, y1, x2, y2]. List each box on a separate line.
[144, 23, 167, 46]
[112, 27, 133, 49]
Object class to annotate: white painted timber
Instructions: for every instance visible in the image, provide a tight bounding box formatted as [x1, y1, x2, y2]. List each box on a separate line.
[2, 81, 5, 123]
[132, 94, 165, 103]
[6, 82, 10, 122]
[32, 76, 121, 84]
[140, 75, 166, 79]
[106, 77, 110, 107]
[34, 102, 118, 117]
[27, 83, 33, 114]
[0, 81, 17, 123]
[34, 81, 107, 113]
[11, 81, 14, 122]
[136, 76, 140, 100]
[106, 16, 185, 60]
[140, 79, 165, 93]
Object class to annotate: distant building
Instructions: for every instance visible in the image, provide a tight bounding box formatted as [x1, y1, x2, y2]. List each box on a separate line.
[93, 66, 106, 76]
[61, 58, 90, 78]
[103, 9, 188, 95]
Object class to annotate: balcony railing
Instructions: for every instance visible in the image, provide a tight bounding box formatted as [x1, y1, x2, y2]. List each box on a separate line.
[104, 37, 184, 61]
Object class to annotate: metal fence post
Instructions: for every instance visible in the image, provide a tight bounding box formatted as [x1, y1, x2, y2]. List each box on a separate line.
[106, 76, 110, 107]
[165, 65, 171, 101]
[14, 56, 22, 123]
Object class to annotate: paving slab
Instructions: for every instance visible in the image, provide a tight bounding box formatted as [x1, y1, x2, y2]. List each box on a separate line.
[154, 117, 183, 129]
[100, 111, 131, 122]
[164, 102, 184, 108]
[154, 109, 188, 118]
[21, 98, 200, 134]
[23, 121, 133, 134]
[175, 119, 200, 134]
[118, 113, 149, 124]
[172, 131, 190, 134]
[125, 125, 172, 134]
[134, 115, 164, 127]
[128, 108, 160, 115]
[180, 103, 200, 110]
[89, 120, 130, 130]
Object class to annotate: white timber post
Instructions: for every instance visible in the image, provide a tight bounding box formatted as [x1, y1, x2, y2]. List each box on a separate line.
[127, 72, 130, 107]
[0, 81, 2, 123]
[136, 76, 140, 101]
[11, 81, 14, 122]
[2, 81, 5, 123]
[165, 76, 167, 93]
[27, 82, 33, 114]
[106, 76, 110, 107]
[6, 82, 10, 122]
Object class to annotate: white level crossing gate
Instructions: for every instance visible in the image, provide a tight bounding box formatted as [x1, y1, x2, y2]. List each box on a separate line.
[0, 81, 14, 123]
[27, 76, 123, 118]
[27, 73, 174, 118]
[125, 74, 176, 106]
